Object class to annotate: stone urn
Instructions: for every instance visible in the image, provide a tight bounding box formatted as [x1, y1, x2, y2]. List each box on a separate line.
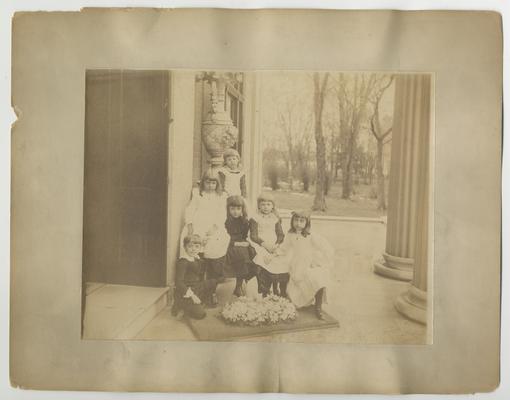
[200, 72, 239, 168]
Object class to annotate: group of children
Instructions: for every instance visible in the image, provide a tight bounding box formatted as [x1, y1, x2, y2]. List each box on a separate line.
[172, 148, 334, 321]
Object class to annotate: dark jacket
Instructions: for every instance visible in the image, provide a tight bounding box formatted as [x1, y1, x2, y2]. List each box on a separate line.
[174, 257, 206, 298]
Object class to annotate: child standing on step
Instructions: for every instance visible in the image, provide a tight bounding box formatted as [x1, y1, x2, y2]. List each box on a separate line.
[219, 148, 247, 198]
[249, 193, 287, 297]
[172, 234, 218, 319]
[225, 195, 258, 297]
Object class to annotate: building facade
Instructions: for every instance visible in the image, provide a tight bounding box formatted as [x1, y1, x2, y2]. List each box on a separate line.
[83, 70, 262, 290]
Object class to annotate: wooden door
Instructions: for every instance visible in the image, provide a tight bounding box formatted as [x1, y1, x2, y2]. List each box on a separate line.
[83, 70, 169, 287]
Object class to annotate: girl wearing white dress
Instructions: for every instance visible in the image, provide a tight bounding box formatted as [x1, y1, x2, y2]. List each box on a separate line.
[268, 210, 334, 319]
[180, 169, 230, 304]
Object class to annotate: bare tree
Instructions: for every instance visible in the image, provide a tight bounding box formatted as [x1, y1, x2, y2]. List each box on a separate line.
[295, 131, 314, 191]
[368, 75, 394, 210]
[325, 119, 341, 193]
[277, 102, 312, 190]
[335, 73, 377, 199]
[312, 72, 330, 211]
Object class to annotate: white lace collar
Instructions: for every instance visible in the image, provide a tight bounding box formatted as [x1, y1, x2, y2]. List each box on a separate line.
[181, 253, 200, 262]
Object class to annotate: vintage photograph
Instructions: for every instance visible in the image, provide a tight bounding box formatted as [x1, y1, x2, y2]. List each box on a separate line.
[81, 69, 433, 344]
[10, 8, 502, 393]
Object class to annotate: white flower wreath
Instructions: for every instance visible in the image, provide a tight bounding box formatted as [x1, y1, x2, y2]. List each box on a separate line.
[221, 295, 297, 326]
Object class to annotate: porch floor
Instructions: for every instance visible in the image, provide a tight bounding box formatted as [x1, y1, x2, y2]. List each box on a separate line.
[83, 284, 168, 340]
[136, 220, 428, 344]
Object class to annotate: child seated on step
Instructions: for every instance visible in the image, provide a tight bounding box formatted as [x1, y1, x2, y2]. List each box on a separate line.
[263, 210, 334, 320]
[225, 195, 258, 297]
[172, 234, 219, 319]
[249, 193, 288, 297]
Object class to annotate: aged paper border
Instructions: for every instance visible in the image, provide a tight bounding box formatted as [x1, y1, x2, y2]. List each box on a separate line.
[10, 9, 501, 393]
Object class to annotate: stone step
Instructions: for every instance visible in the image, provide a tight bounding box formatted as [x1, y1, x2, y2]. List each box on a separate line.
[83, 283, 169, 340]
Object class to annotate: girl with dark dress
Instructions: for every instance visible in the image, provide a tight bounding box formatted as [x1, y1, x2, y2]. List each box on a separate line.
[224, 195, 257, 297]
[172, 234, 219, 319]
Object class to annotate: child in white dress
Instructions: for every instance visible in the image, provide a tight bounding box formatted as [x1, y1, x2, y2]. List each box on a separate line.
[180, 169, 230, 304]
[267, 210, 334, 319]
[218, 148, 247, 198]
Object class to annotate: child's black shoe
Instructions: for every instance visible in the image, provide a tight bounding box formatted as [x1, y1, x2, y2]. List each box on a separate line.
[314, 288, 325, 319]
[314, 305, 325, 320]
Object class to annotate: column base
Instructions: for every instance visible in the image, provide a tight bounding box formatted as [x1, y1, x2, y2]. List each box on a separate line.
[373, 252, 413, 281]
[395, 285, 427, 325]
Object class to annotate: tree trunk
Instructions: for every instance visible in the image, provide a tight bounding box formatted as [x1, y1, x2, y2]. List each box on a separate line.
[368, 157, 374, 185]
[376, 139, 386, 210]
[342, 131, 355, 199]
[330, 146, 336, 182]
[335, 149, 340, 179]
[312, 73, 329, 211]
[287, 159, 294, 190]
[314, 136, 327, 210]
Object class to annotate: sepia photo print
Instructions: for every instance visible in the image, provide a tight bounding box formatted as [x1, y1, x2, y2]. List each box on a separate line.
[81, 70, 433, 344]
[10, 9, 502, 393]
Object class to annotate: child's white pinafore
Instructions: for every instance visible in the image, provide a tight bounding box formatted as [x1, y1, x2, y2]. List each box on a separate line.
[250, 213, 288, 274]
[220, 167, 245, 197]
[180, 191, 230, 259]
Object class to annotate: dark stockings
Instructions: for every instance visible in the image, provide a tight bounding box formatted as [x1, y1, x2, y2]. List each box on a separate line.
[233, 262, 258, 297]
[314, 288, 325, 319]
[272, 274, 289, 298]
[233, 277, 245, 297]
[279, 279, 288, 298]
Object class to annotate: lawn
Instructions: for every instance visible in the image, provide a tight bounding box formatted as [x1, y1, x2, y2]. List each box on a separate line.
[262, 180, 387, 218]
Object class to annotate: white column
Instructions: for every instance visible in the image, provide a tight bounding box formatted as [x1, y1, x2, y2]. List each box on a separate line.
[242, 72, 263, 209]
[394, 172, 430, 324]
[394, 75, 431, 324]
[166, 71, 196, 287]
[374, 74, 431, 282]
[394, 199, 429, 324]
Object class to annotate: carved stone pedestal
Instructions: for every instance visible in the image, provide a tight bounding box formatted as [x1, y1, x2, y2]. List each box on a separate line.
[199, 72, 240, 169]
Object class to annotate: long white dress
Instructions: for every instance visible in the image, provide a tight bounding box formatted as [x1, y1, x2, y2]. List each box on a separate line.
[180, 190, 230, 259]
[280, 232, 334, 308]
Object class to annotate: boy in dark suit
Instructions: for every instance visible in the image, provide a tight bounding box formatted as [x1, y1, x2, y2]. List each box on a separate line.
[171, 234, 218, 319]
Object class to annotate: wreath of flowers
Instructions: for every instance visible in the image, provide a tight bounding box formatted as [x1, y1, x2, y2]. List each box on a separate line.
[220, 295, 297, 326]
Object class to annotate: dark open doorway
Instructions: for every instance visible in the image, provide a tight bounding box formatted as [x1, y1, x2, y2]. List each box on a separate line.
[82, 70, 169, 287]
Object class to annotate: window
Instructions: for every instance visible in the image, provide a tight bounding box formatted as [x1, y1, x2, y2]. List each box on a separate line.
[225, 77, 244, 156]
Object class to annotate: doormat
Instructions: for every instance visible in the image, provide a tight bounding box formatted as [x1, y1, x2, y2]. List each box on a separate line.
[186, 305, 339, 341]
